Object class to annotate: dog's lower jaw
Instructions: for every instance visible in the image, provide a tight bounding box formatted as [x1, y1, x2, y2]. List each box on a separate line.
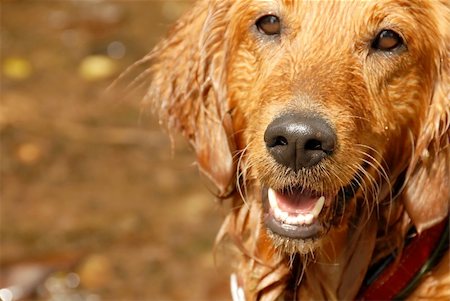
[263, 212, 327, 255]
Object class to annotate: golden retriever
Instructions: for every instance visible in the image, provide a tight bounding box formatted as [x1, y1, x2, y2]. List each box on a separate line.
[121, 0, 449, 300]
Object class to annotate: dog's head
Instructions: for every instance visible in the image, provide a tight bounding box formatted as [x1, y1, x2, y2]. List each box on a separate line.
[145, 0, 449, 255]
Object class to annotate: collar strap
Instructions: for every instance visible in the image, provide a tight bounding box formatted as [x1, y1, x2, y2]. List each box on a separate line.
[358, 216, 449, 300]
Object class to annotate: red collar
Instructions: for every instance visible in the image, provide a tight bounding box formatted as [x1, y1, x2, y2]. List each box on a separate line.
[358, 217, 449, 300]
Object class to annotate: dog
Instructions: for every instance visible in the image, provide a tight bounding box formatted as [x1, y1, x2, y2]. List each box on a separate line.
[121, 0, 449, 300]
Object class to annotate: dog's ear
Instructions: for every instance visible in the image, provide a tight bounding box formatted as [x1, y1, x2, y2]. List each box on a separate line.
[144, 1, 236, 197]
[403, 4, 449, 233]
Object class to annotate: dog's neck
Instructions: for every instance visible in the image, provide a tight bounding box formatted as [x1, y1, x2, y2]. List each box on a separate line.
[228, 188, 410, 300]
[296, 209, 380, 300]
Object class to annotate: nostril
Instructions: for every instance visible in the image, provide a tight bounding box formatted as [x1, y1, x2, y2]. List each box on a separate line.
[304, 138, 335, 155]
[267, 136, 288, 148]
[265, 125, 290, 147]
[304, 139, 322, 151]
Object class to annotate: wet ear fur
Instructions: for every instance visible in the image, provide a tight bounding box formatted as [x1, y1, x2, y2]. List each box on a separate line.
[403, 2, 450, 233]
[145, 1, 236, 197]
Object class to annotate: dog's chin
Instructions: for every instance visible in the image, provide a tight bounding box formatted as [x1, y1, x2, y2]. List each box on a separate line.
[266, 230, 322, 255]
[262, 182, 358, 255]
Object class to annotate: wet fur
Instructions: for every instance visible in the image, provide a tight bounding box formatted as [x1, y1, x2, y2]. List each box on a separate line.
[122, 0, 449, 300]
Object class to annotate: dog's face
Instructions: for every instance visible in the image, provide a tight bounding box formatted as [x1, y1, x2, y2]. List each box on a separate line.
[144, 0, 448, 260]
[225, 0, 442, 253]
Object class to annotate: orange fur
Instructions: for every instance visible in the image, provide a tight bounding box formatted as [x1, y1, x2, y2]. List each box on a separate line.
[135, 1, 449, 300]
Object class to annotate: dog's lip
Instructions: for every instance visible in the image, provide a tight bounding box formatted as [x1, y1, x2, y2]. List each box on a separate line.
[264, 214, 324, 240]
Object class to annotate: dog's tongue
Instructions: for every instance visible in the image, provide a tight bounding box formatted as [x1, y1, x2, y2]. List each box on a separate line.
[275, 189, 319, 214]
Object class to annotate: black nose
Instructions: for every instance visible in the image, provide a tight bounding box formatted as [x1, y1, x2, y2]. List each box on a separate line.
[264, 113, 336, 171]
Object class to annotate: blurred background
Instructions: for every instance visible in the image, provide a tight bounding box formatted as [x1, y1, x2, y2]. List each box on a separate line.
[1, 1, 230, 300]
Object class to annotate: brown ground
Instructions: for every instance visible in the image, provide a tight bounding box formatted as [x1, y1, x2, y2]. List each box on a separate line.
[1, 1, 230, 300]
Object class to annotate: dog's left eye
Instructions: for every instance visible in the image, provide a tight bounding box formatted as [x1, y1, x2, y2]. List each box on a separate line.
[372, 29, 404, 51]
[256, 15, 281, 35]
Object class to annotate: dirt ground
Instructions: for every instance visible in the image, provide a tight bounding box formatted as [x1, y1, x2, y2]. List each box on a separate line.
[1, 1, 230, 300]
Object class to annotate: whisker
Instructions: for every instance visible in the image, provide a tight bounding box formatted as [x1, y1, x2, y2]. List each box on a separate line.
[354, 145, 395, 228]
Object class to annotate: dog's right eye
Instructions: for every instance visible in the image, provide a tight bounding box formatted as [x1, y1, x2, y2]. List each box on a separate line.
[256, 15, 281, 35]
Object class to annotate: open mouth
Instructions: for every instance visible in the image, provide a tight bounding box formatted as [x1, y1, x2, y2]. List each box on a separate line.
[262, 187, 329, 240]
[262, 178, 360, 242]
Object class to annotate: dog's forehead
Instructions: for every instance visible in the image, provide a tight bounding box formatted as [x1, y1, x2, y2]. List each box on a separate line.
[238, 0, 421, 28]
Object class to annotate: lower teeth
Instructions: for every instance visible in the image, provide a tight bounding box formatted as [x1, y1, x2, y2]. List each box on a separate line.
[273, 207, 314, 225]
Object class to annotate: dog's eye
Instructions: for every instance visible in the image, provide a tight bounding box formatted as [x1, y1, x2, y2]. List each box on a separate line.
[372, 29, 403, 51]
[256, 15, 281, 35]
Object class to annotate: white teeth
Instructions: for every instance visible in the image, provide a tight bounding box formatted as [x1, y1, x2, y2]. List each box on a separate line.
[304, 213, 314, 224]
[268, 188, 278, 209]
[279, 210, 289, 221]
[285, 215, 298, 225]
[311, 196, 325, 217]
[267, 188, 326, 226]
